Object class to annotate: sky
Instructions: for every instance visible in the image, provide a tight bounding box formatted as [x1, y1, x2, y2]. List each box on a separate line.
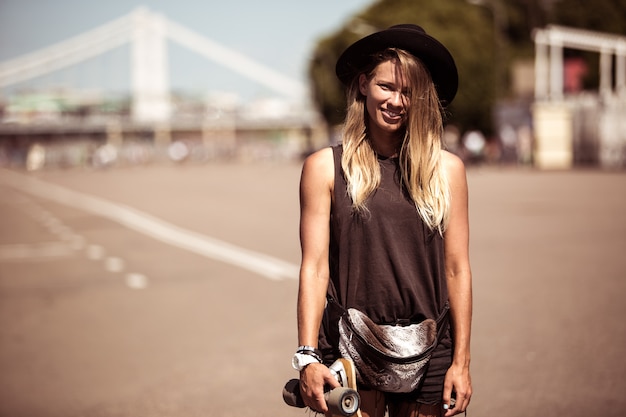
[0, 0, 374, 101]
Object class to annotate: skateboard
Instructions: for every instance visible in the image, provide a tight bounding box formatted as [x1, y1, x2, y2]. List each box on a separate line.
[282, 358, 361, 417]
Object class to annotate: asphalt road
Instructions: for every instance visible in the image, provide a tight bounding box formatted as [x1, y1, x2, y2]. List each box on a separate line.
[0, 162, 625, 417]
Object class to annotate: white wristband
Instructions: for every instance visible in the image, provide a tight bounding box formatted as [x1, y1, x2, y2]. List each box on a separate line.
[292, 352, 322, 371]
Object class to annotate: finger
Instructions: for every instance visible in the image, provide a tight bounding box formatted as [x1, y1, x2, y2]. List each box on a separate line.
[445, 393, 470, 416]
[305, 383, 329, 413]
[311, 392, 328, 414]
[302, 393, 326, 414]
[299, 381, 324, 413]
[443, 401, 456, 417]
[325, 374, 341, 389]
[441, 384, 453, 411]
[459, 392, 471, 413]
[444, 402, 463, 417]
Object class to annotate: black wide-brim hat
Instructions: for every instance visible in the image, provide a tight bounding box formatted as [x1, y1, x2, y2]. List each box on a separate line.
[336, 24, 458, 105]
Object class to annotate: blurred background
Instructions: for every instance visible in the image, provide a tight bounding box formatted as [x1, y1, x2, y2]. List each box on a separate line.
[1, 0, 625, 169]
[0, 0, 625, 416]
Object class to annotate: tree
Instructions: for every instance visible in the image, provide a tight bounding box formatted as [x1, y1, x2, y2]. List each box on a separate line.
[307, 0, 626, 136]
[308, 0, 501, 134]
[550, 0, 626, 34]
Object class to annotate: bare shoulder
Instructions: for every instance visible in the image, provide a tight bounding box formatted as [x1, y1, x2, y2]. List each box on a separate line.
[301, 147, 335, 184]
[441, 150, 467, 184]
[303, 146, 334, 168]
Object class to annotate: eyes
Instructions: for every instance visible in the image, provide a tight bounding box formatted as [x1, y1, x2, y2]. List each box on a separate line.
[377, 82, 411, 99]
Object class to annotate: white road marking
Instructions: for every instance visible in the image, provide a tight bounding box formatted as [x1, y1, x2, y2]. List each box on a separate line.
[86, 244, 105, 260]
[0, 169, 299, 280]
[125, 273, 148, 289]
[2, 191, 149, 289]
[0, 242, 74, 260]
[105, 257, 125, 273]
[0, 197, 85, 261]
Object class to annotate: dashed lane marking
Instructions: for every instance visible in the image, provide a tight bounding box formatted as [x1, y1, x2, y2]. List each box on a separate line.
[86, 244, 105, 261]
[104, 257, 125, 273]
[0, 242, 74, 260]
[125, 273, 148, 289]
[1, 191, 149, 289]
[0, 169, 299, 280]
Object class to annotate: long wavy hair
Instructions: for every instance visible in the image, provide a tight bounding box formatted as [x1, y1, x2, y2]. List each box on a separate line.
[340, 48, 451, 232]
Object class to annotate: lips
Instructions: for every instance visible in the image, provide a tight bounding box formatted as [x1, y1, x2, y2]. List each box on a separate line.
[382, 108, 403, 120]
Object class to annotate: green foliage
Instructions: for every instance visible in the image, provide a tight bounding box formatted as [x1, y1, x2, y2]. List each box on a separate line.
[550, 0, 626, 34]
[308, 0, 500, 133]
[308, 31, 361, 127]
[307, 0, 626, 135]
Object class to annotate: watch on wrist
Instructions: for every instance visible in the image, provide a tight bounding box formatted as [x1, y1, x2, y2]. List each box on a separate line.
[296, 346, 322, 361]
[292, 352, 321, 371]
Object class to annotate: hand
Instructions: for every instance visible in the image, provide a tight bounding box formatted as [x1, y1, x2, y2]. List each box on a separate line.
[299, 362, 341, 414]
[443, 363, 472, 416]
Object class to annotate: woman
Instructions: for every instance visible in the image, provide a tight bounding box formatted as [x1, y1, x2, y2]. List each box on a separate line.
[294, 24, 472, 417]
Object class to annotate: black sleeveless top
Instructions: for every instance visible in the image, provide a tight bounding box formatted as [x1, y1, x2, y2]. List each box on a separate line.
[319, 145, 452, 403]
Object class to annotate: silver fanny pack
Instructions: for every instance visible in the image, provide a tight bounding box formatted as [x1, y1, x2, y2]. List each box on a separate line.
[335, 300, 449, 393]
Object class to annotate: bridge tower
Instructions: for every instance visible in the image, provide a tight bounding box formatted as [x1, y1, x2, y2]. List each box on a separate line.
[0, 7, 307, 124]
[130, 8, 170, 123]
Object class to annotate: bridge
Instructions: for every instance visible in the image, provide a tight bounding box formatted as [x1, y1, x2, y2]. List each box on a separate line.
[3, 11, 625, 169]
[0, 7, 308, 123]
[0, 8, 325, 168]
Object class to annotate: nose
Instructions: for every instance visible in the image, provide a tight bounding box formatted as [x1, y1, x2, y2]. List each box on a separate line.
[388, 91, 403, 108]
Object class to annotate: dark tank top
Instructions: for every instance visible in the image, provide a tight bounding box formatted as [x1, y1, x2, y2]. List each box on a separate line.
[320, 145, 452, 402]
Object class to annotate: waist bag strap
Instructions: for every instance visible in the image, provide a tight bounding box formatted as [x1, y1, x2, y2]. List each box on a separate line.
[327, 295, 450, 343]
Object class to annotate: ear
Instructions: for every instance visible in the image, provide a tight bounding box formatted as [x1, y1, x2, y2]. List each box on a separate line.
[358, 73, 368, 96]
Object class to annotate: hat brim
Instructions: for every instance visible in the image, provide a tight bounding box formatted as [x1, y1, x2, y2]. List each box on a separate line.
[335, 25, 458, 106]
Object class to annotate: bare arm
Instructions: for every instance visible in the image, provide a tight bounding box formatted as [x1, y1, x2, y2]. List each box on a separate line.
[441, 151, 473, 416]
[298, 147, 333, 347]
[296, 147, 339, 413]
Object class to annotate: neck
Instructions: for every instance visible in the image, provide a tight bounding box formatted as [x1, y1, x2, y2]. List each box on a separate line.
[369, 133, 402, 158]
[366, 118, 404, 157]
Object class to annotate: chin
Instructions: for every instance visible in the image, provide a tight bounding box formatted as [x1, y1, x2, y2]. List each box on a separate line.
[382, 124, 403, 133]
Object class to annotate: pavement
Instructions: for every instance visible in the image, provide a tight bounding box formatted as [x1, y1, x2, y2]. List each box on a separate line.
[0, 161, 624, 417]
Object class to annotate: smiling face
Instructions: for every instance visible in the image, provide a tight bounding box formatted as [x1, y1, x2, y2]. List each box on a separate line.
[359, 58, 410, 148]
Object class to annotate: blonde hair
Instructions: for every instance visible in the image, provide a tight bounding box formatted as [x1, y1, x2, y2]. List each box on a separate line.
[340, 48, 451, 232]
